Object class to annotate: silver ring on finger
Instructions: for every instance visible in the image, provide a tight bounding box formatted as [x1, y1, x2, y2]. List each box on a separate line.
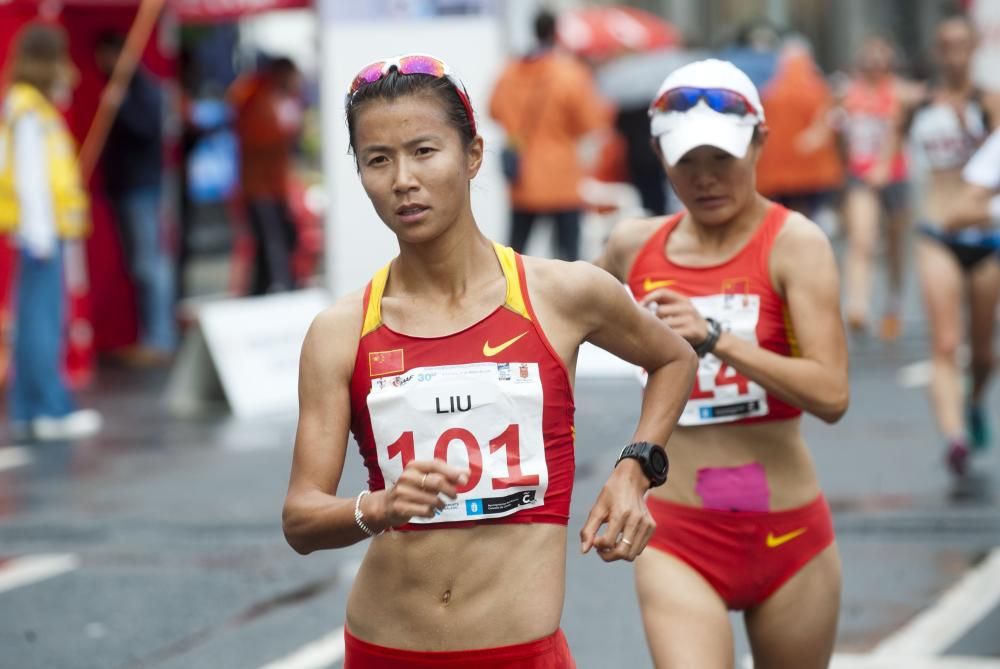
[621, 538, 633, 546]
[420, 473, 429, 490]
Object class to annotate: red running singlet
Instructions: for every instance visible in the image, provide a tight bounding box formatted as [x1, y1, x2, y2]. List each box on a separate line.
[349, 242, 575, 530]
[628, 203, 802, 426]
[842, 78, 908, 181]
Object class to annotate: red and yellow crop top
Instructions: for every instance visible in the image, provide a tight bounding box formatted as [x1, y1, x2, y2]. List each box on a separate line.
[349, 242, 575, 530]
[628, 204, 802, 426]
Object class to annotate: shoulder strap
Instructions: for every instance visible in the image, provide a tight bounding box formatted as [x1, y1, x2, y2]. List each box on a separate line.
[626, 213, 683, 285]
[360, 263, 390, 337]
[492, 241, 531, 320]
[755, 202, 793, 277]
[760, 202, 791, 243]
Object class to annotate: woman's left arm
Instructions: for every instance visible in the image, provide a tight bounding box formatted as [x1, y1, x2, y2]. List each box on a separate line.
[556, 262, 697, 562]
[719, 220, 849, 423]
[644, 217, 849, 423]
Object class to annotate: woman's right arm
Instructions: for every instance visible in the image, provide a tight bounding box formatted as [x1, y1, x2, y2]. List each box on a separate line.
[282, 297, 371, 554]
[282, 295, 469, 554]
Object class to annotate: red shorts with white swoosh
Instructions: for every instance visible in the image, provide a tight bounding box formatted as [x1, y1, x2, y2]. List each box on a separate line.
[646, 494, 835, 610]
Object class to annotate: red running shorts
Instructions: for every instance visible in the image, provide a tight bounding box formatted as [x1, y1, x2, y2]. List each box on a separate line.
[344, 626, 575, 669]
[646, 494, 835, 610]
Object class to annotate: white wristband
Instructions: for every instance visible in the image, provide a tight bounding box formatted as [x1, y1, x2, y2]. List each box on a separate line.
[354, 490, 381, 537]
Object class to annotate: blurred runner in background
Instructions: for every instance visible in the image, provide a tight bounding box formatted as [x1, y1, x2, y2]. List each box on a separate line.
[905, 13, 1000, 475]
[836, 35, 923, 340]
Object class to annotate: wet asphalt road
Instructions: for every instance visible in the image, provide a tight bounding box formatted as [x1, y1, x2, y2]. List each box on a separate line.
[1, 316, 999, 669]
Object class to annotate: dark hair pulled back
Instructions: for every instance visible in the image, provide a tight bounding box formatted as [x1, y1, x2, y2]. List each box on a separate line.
[345, 68, 477, 167]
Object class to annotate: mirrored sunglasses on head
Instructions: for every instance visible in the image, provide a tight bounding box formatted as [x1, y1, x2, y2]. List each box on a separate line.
[346, 53, 477, 135]
[650, 87, 756, 117]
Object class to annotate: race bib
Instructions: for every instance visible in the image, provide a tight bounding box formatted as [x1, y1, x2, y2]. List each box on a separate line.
[367, 362, 548, 524]
[683, 294, 768, 425]
[847, 114, 890, 160]
[638, 293, 768, 426]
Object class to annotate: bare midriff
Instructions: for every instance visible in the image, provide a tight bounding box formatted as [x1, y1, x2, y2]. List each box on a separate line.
[346, 523, 566, 651]
[921, 168, 966, 224]
[650, 417, 822, 511]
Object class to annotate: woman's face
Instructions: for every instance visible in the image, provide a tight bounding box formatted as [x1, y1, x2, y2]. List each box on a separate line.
[354, 93, 483, 245]
[663, 140, 761, 225]
[935, 19, 975, 83]
[858, 39, 893, 76]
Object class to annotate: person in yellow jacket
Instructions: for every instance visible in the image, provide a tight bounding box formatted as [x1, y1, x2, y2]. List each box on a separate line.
[0, 23, 101, 441]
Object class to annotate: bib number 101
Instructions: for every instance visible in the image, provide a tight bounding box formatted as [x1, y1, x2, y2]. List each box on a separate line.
[387, 424, 539, 493]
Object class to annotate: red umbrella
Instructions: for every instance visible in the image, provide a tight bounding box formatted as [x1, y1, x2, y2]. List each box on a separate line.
[557, 6, 681, 60]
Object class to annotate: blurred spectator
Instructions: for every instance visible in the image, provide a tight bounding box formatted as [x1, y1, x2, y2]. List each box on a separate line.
[177, 45, 238, 299]
[490, 10, 610, 261]
[0, 23, 101, 441]
[616, 106, 668, 216]
[96, 32, 177, 363]
[230, 57, 304, 295]
[717, 19, 782, 90]
[755, 38, 844, 219]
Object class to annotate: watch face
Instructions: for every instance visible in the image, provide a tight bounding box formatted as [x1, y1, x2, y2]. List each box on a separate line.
[650, 449, 667, 474]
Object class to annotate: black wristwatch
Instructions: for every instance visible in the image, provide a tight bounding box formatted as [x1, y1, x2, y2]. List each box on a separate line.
[694, 317, 722, 358]
[615, 442, 669, 488]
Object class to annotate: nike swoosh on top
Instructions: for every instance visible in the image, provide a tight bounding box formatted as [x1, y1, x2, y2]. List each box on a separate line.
[643, 278, 677, 292]
[483, 332, 529, 357]
[766, 527, 808, 548]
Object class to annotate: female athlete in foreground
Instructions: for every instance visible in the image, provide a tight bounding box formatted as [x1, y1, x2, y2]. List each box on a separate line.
[282, 54, 696, 668]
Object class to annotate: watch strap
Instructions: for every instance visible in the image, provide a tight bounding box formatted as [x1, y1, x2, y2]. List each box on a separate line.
[694, 317, 721, 358]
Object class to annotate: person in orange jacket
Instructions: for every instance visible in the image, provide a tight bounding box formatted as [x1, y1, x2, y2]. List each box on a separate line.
[231, 57, 304, 295]
[490, 10, 610, 261]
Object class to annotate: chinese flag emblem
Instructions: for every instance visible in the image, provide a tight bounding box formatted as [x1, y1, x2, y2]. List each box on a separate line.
[369, 349, 404, 377]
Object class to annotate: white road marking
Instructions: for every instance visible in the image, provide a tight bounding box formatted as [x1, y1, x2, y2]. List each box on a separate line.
[741, 548, 1000, 668]
[744, 655, 1000, 668]
[0, 446, 31, 472]
[257, 627, 345, 669]
[0, 553, 80, 594]
[897, 360, 933, 388]
[873, 547, 1000, 656]
[831, 655, 1000, 668]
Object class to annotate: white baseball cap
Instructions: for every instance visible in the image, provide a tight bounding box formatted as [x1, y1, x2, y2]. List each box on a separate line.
[649, 58, 765, 167]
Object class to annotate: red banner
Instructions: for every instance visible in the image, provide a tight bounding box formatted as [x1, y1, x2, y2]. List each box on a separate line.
[12, 0, 312, 22]
[171, 0, 312, 22]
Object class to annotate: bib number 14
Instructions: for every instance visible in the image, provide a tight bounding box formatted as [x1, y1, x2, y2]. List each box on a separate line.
[690, 360, 750, 399]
